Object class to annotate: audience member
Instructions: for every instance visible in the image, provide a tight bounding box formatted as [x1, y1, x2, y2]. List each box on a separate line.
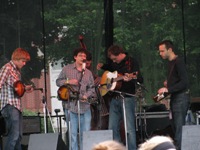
[138, 135, 176, 150]
[92, 140, 126, 150]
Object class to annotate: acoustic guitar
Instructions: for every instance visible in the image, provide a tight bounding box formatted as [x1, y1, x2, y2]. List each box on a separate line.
[99, 71, 137, 96]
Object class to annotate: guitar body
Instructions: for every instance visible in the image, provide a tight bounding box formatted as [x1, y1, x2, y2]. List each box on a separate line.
[99, 71, 122, 96]
[57, 85, 70, 101]
[14, 80, 25, 97]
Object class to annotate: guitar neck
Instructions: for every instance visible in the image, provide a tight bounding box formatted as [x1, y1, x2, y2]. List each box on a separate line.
[113, 76, 124, 82]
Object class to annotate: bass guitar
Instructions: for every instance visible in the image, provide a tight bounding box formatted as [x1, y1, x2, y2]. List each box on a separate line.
[99, 71, 137, 96]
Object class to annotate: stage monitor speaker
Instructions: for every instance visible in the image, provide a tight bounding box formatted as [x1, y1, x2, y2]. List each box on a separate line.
[137, 111, 171, 137]
[182, 125, 200, 150]
[28, 133, 67, 150]
[83, 130, 113, 150]
[146, 116, 171, 137]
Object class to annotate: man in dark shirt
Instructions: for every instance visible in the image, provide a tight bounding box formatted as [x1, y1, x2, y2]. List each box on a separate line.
[97, 45, 143, 150]
[157, 40, 190, 150]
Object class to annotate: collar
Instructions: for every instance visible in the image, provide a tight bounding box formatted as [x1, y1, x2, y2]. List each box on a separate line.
[72, 63, 76, 69]
[10, 60, 18, 71]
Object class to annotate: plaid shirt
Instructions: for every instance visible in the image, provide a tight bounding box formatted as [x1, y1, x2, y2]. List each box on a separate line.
[0, 61, 21, 111]
[56, 63, 95, 114]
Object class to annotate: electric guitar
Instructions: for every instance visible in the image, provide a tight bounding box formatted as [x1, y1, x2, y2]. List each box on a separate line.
[99, 71, 137, 96]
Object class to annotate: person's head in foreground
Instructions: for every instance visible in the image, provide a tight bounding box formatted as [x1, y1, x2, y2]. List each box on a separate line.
[92, 140, 126, 150]
[138, 135, 176, 150]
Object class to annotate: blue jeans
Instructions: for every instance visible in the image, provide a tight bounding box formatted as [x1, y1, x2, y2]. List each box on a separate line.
[109, 96, 136, 150]
[64, 108, 91, 150]
[1, 105, 22, 150]
[170, 91, 190, 150]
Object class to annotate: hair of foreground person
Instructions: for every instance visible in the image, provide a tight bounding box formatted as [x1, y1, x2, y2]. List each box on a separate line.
[138, 135, 176, 150]
[11, 48, 30, 61]
[92, 140, 126, 150]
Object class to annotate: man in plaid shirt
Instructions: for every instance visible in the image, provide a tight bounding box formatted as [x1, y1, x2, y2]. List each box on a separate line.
[56, 48, 95, 150]
[0, 48, 33, 150]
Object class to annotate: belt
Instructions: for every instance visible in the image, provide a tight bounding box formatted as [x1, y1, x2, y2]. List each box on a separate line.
[113, 95, 134, 100]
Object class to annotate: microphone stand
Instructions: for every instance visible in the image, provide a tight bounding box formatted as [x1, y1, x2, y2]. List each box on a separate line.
[76, 69, 84, 150]
[38, 88, 55, 133]
[95, 85, 103, 129]
[135, 82, 148, 142]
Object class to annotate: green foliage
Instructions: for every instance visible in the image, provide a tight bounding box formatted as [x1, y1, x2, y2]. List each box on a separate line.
[1, 0, 199, 103]
[22, 109, 38, 116]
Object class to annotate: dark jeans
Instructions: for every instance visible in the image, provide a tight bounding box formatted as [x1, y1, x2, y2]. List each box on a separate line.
[1, 105, 22, 150]
[170, 91, 190, 150]
[109, 96, 136, 150]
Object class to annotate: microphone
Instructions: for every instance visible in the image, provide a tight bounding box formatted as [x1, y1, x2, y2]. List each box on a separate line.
[136, 82, 148, 92]
[82, 59, 86, 75]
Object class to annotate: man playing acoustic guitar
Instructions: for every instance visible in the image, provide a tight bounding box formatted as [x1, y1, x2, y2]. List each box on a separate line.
[0, 48, 33, 150]
[97, 45, 143, 150]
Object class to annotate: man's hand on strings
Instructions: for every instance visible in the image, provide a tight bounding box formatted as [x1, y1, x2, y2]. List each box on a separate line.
[123, 73, 134, 81]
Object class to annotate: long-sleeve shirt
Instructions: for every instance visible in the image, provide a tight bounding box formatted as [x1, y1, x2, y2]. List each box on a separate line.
[56, 63, 95, 114]
[101, 54, 143, 95]
[167, 56, 189, 94]
[0, 61, 22, 111]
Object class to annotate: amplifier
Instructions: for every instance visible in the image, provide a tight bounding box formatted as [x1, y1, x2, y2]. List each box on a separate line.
[136, 111, 172, 137]
[136, 111, 169, 119]
[23, 116, 41, 134]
